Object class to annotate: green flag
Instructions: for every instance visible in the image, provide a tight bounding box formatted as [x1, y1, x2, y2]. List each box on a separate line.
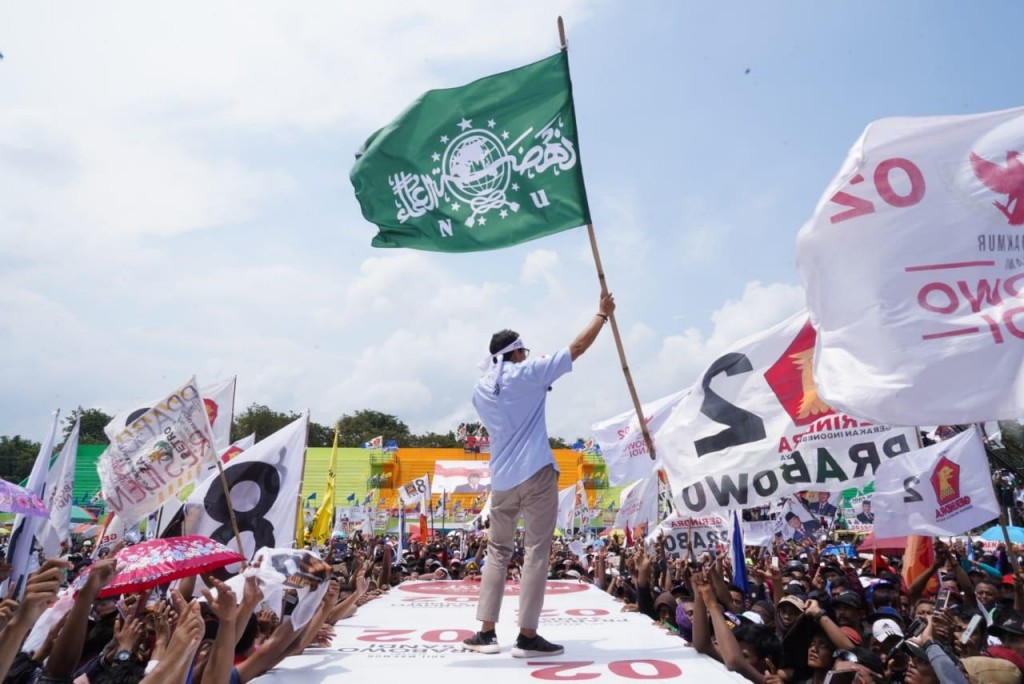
[350, 51, 590, 253]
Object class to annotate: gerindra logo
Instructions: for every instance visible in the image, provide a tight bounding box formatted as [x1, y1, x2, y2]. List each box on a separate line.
[971, 150, 1024, 226]
[930, 456, 960, 506]
[763, 320, 834, 427]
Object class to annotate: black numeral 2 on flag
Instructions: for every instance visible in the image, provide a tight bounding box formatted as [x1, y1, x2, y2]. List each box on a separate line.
[695, 353, 767, 457]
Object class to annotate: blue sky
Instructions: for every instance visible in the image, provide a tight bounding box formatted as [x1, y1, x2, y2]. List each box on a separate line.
[2, 2, 1022, 443]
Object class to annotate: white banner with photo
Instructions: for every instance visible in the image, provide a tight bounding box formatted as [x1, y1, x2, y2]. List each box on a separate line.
[432, 461, 491, 495]
[796, 106, 1024, 426]
[398, 476, 431, 506]
[656, 312, 918, 516]
[591, 391, 688, 486]
[98, 377, 217, 525]
[873, 427, 1000, 537]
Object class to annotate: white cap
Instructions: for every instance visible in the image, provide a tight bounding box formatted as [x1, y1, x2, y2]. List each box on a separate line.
[872, 618, 903, 643]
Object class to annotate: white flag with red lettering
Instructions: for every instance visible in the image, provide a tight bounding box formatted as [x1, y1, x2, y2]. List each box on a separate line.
[613, 476, 660, 532]
[872, 428, 999, 537]
[591, 391, 687, 486]
[797, 106, 1024, 425]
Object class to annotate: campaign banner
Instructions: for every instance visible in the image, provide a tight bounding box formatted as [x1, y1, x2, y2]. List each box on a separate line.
[874, 427, 1000, 537]
[399, 476, 431, 506]
[839, 485, 876, 532]
[796, 106, 1024, 426]
[432, 461, 491, 495]
[98, 377, 217, 525]
[657, 312, 918, 516]
[105, 376, 235, 452]
[649, 512, 731, 558]
[591, 391, 687, 486]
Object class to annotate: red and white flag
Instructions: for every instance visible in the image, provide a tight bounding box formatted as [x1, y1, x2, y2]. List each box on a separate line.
[797, 106, 1024, 425]
[591, 390, 687, 486]
[873, 428, 999, 537]
[613, 475, 660, 532]
[656, 312, 918, 516]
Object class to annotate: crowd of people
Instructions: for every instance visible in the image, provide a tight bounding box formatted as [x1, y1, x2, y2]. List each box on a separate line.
[3, 518, 1024, 683]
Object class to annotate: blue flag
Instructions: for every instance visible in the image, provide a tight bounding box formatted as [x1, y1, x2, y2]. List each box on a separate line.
[966, 536, 977, 562]
[730, 510, 748, 593]
[306, 492, 316, 501]
[384, 440, 399, 453]
[346, 493, 356, 503]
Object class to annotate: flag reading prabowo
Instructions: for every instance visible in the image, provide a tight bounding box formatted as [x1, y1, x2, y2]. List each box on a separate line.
[872, 427, 999, 537]
[350, 51, 590, 252]
[797, 106, 1024, 425]
[656, 312, 918, 516]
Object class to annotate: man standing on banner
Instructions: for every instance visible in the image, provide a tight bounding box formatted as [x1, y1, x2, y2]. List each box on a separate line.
[463, 292, 615, 658]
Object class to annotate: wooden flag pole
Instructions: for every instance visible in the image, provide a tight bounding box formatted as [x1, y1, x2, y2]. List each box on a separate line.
[213, 458, 247, 561]
[558, 16, 656, 460]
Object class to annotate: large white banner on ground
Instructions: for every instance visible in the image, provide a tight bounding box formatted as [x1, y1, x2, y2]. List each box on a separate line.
[105, 376, 236, 451]
[796, 106, 1024, 425]
[185, 414, 307, 561]
[649, 512, 731, 558]
[98, 377, 217, 525]
[657, 313, 918, 516]
[873, 427, 999, 537]
[591, 391, 687, 486]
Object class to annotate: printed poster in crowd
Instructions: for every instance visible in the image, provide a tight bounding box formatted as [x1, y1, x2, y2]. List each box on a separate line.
[649, 512, 731, 558]
[839, 484, 876, 532]
[98, 377, 217, 525]
[398, 476, 431, 506]
[656, 312, 918, 516]
[873, 427, 1000, 537]
[432, 461, 491, 495]
[796, 105, 1024, 426]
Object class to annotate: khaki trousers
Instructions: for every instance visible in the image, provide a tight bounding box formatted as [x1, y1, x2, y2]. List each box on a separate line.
[475, 464, 559, 630]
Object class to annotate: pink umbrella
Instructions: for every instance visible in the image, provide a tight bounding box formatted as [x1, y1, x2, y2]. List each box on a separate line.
[91, 535, 245, 598]
[0, 478, 48, 518]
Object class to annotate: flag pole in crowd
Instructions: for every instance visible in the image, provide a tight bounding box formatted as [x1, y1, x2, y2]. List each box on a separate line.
[556, 16, 656, 461]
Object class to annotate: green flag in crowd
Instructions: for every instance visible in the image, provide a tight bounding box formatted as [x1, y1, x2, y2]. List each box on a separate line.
[350, 51, 590, 253]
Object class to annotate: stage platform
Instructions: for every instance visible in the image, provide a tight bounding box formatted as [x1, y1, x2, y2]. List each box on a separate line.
[252, 580, 747, 683]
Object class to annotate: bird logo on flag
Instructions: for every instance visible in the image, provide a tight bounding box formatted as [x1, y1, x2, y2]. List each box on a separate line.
[764, 319, 835, 426]
[971, 150, 1024, 225]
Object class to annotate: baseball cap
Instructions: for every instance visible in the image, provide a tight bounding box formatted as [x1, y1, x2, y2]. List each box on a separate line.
[992, 614, 1024, 637]
[872, 619, 904, 644]
[740, 611, 765, 625]
[840, 626, 864, 646]
[961, 657, 1023, 684]
[776, 595, 806, 611]
[833, 591, 863, 609]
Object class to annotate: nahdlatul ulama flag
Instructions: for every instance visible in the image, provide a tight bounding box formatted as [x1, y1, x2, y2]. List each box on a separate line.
[796, 105, 1024, 426]
[350, 51, 590, 252]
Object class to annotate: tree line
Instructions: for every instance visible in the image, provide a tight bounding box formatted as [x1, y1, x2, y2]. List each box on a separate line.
[0, 405, 572, 482]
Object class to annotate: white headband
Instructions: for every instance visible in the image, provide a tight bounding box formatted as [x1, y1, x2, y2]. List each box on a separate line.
[478, 337, 525, 395]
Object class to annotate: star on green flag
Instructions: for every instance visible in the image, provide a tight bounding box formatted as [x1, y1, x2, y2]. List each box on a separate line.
[350, 51, 591, 253]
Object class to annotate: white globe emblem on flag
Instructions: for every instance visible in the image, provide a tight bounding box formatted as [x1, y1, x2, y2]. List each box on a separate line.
[442, 128, 519, 226]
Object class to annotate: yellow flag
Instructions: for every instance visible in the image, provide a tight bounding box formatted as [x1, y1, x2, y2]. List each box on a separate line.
[310, 427, 339, 543]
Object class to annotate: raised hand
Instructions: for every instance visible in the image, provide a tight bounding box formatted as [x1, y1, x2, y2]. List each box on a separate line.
[202, 578, 239, 623]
